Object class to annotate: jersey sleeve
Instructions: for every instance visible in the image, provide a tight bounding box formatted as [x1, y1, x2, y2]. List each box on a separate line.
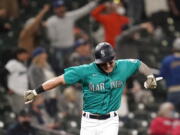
[64, 65, 86, 85]
[126, 59, 141, 77]
[117, 59, 141, 79]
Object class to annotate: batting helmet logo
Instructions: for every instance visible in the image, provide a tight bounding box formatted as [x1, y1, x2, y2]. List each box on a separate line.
[94, 42, 115, 64]
[101, 50, 105, 57]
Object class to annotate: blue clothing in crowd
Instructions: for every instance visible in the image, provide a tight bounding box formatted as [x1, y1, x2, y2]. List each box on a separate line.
[160, 55, 180, 88]
[160, 55, 180, 112]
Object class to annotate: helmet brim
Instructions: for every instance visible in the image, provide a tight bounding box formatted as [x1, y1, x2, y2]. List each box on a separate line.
[95, 56, 115, 64]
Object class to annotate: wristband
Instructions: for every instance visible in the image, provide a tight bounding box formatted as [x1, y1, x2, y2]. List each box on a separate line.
[35, 85, 45, 94]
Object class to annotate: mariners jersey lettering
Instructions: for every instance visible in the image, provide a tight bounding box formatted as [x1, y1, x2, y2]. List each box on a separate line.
[64, 59, 141, 114]
[89, 80, 123, 91]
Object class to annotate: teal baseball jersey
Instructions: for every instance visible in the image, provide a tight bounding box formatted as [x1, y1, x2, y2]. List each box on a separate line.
[64, 59, 141, 114]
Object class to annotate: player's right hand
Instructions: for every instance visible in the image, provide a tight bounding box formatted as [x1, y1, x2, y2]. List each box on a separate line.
[144, 75, 157, 89]
[24, 90, 37, 104]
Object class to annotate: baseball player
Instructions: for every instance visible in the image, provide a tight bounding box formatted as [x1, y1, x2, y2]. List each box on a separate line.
[25, 42, 157, 135]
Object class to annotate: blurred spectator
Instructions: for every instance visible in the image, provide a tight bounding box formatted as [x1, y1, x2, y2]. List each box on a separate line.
[144, 0, 170, 32]
[30, 95, 59, 130]
[168, 0, 180, 31]
[46, 0, 98, 74]
[0, 0, 19, 18]
[5, 48, 29, 113]
[125, 0, 144, 24]
[58, 87, 82, 118]
[91, 1, 129, 47]
[57, 86, 82, 132]
[74, 26, 89, 41]
[148, 102, 175, 135]
[92, 25, 104, 43]
[18, 5, 50, 54]
[159, 38, 180, 113]
[144, 0, 169, 18]
[131, 80, 154, 105]
[69, 39, 93, 66]
[171, 120, 180, 135]
[168, 0, 180, 18]
[28, 47, 59, 119]
[0, 8, 11, 33]
[28, 47, 57, 100]
[116, 22, 155, 60]
[6, 109, 37, 135]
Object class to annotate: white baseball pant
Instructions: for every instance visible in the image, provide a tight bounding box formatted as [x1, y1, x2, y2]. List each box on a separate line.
[80, 111, 119, 135]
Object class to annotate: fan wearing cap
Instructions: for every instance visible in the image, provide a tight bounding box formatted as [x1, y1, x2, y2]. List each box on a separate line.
[46, 0, 99, 74]
[159, 38, 180, 113]
[69, 39, 93, 66]
[25, 42, 157, 135]
[28, 47, 57, 99]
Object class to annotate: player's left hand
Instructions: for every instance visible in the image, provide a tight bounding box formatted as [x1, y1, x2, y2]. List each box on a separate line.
[144, 75, 157, 89]
[24, 90, 37, 104]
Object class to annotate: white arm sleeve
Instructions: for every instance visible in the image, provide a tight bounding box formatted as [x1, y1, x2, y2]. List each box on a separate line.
[67, 1, 97, 20]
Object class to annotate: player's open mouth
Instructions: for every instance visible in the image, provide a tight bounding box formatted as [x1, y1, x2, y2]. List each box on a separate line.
[99, 60, 114, 68]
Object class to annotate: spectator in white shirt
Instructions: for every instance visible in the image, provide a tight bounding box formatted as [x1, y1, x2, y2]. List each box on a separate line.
[46, 0, 98, 74]
[5, 48, 30, 113]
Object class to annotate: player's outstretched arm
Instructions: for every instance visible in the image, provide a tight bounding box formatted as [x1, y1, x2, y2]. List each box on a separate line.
[24, 75, 66, 104]
[138, 62, 157, 89]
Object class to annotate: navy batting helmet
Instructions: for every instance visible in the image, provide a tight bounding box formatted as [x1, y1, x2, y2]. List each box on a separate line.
[94, 42, 115, 64]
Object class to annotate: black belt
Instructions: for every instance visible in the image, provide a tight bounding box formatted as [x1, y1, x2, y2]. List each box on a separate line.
[83, 112, 117, 120]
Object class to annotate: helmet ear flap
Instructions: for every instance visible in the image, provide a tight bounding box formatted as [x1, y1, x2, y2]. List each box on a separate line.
[94, 42, 115, 64]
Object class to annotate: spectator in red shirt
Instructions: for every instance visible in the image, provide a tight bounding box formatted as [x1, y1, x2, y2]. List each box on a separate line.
[149, 102, 175, 135]
[91, 2, 129, 47]
[171, 120, 180, 135]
